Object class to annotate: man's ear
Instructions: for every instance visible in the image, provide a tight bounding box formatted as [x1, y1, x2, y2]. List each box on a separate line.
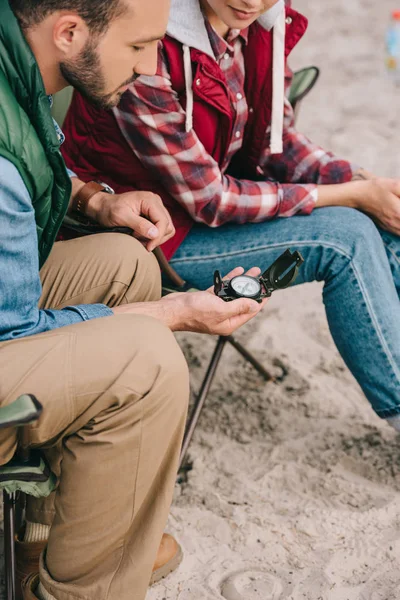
[53, 14, 89, 58]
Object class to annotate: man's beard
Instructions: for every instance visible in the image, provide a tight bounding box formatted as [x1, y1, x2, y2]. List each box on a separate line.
[60, 40, 137, 110]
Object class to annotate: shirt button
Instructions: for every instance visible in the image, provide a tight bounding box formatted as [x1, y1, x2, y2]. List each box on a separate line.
[236, 92, 243, 100]
[285, 16, 293, 24]
[249, 107, 254, 113]
[224, 53, 230, 60]
[235, 131, 241, 138]
[196, 78, 201, 86]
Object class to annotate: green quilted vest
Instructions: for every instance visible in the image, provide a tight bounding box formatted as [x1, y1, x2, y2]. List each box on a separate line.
[0, 1, 72, 268]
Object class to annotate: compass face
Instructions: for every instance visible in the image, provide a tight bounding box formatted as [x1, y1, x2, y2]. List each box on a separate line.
[230, 275, 261, 298]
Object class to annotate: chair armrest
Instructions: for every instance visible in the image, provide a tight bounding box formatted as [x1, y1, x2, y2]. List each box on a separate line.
[62, 214, 132, 236]
[0, 394, 42, 429]
[0, 447, 57, 497]
[153, 247, 188, 289]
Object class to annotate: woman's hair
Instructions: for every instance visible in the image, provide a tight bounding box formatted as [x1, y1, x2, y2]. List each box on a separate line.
[9, 0, 127, 34]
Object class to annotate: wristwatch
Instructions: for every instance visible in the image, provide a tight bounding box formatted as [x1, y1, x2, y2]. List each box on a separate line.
[73, 180, 115, 216]
[214, 249, 304, 303]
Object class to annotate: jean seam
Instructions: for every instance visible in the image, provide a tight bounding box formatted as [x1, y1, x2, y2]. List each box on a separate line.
[383, 241, 400, 268]
[348, 256, 400, 385]
[170, 239, 353, 264]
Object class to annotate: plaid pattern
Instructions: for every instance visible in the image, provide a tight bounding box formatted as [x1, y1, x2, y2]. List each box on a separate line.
[115, 24, 355, 228]
[205, 24, 249, 172]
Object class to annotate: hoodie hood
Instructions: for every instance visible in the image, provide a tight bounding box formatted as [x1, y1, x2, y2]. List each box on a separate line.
[167, 0, 286, 153]
[167, 0, 285, 55]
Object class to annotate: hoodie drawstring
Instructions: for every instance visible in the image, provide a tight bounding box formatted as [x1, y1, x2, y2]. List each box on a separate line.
[270, 7, 286, 154]
[182, 7, 286, 153]
[183, 45, 194, 132]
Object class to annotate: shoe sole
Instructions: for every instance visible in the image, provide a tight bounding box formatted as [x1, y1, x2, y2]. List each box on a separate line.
[149, 543, 183, 586]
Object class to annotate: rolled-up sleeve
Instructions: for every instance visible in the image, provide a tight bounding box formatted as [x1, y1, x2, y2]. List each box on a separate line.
[66, 167, 77, 178]
[261, 99, 358, 187]
[0, 157, 112, 341]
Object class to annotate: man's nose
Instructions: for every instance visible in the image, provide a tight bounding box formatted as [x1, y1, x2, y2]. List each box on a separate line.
[134, 44, 159, 78]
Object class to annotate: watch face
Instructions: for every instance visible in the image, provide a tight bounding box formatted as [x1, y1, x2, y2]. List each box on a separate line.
[230, 275, 261, 298]
[95, 181, 115, 195]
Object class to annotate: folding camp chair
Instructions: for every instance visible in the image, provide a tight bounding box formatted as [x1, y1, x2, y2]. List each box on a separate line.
[0, 395, 57, 600]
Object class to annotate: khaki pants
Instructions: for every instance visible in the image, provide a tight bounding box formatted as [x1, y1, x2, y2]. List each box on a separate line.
[0, 234, 189, 600]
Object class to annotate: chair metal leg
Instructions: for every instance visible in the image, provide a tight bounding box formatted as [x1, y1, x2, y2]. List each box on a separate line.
[179, 336, 228, 469]
[4, 490, 17, 600]
[226, 334, 273, 381]
[15, 492, 26, 535]
[179, 334, 274, 468]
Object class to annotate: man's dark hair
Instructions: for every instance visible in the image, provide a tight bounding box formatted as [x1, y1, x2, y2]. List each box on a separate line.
[9, 0, 127, 34]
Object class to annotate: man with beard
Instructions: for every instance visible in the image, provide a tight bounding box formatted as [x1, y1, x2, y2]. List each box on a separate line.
[0, 1, 267, 598]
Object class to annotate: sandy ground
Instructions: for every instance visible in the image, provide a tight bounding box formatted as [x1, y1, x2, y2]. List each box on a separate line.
[2, 0, 400, 598]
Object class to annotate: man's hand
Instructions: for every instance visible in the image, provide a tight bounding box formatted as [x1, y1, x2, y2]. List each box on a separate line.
[160, 267, 268, 334]
[351, 168, 374, 181]
[86, 190, 175, 252]
[113, 267, 268, 336]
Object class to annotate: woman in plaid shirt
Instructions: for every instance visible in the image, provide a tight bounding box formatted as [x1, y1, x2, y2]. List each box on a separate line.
[62, 0, 400, 428]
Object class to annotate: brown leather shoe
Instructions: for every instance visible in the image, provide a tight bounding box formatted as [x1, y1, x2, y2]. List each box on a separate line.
[150, 532, 183, 585]
[19, 532, 182, 597]
[16, 534, 47, 600]
[21, 574, 40, 599]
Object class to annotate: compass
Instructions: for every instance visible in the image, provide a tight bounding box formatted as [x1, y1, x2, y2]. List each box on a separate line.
[213, 249, 304, 303]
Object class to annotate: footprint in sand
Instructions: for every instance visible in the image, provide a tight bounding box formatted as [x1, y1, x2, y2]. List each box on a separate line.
[220, 570, 283, 600]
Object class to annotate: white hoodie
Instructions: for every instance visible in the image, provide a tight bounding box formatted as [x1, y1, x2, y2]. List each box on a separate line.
[166, 0, 286, 153]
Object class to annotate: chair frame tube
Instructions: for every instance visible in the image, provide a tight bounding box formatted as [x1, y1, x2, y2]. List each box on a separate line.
[179, 335, 273, 468]
[4, 490, 17, 600]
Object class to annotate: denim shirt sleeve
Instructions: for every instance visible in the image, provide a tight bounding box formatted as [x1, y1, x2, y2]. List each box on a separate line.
[0, 157, 113, 341]
[66, 167, 77, 178]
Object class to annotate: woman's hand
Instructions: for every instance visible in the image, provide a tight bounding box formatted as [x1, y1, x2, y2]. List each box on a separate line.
[316, 177, 400, 236]
[354, 178, 400, 235]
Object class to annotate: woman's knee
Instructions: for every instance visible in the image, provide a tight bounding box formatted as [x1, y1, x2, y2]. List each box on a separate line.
[300, 208, 384, 284]
[318, 208, 380, 252]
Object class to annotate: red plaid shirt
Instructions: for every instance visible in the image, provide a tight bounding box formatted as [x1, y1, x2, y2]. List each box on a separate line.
[114, 24, 356, 228]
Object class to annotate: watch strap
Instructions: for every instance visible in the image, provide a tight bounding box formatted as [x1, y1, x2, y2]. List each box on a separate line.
[72, 181, 105, 216]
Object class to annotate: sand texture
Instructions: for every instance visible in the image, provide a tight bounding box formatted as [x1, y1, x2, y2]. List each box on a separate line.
[1, 0, 400, 598]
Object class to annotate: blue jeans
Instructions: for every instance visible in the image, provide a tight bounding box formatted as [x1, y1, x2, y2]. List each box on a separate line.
[170, 207, 400, 419]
